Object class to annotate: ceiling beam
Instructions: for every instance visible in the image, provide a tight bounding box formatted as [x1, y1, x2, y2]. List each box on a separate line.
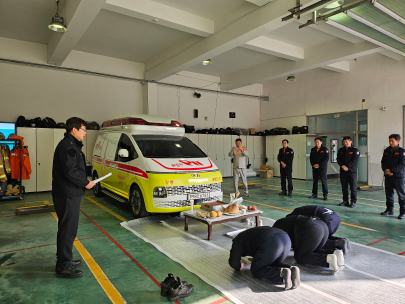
[241, 36, 304, 61]
[221, 39, 382, 90]
[323, 61, 350, 72]
[379, 50, 405, 61]
[144, 0, 335, 81]
[47, 0, 107, 66]
[103, 0, 214, 37]
[246, 0, 270, 6]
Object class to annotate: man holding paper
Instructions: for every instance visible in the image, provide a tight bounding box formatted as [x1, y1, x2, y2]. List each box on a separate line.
[52, 117, 95, 278]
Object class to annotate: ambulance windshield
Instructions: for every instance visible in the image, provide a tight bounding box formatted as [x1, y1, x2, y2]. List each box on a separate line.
[133, 135, 207, 158]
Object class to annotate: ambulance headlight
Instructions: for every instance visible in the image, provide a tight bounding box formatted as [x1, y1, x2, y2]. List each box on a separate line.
[153, 187, 167, 198]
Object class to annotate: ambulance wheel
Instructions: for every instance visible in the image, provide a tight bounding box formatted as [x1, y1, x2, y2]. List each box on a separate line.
[130, 185, 148, 218]
[93, 172, 103, 197]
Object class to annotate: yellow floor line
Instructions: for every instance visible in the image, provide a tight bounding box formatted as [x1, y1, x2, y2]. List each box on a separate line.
[51, 209, 126, 304]
[224, 194, 378, 232]
[0, 200, 45, 207]
[85, 197, 127, 222]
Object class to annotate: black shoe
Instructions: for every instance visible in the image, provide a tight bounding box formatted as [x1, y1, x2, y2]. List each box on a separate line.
[288, 191, 292, 197]
[55, 265, 83, 278]
[161, 273, 176, 296]
[381, 209, 394, 216]
[72, 260, 82, 267]
[336, 238, 351, 255]
[339, 200, 349, 206]
[398, 213, 405, 219]
[349, 201, 356, 208]
[309, 194, 317, 199]
[167, 277, 194, 302]
[323, 196, 328, 201]
[279, 191, 287, 196]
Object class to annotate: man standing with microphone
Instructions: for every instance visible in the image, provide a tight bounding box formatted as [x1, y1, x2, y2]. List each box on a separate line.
[229, 138, 249, 197]
[53, 117, 95, 278]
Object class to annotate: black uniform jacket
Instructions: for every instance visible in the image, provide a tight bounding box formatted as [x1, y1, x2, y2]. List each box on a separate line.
[337, 146, 359, 173]
[310, 146, 329, 170]
[286, 205, 340, 236]
[229, 226, 288, 271]
[381, 145, 405, 178]
[273, 215, 316, 250]
[277, 147, 294, 172]
[52, 133, 89, 197]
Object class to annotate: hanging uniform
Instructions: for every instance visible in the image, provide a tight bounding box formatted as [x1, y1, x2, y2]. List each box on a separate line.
[277, 147, 294, 194]
[0, 146, 9, 182]
[10, 146, 32, 180]
[337, 146, 359, 207]
[310, 146, 329, 198]
[381, 145, 405, 215]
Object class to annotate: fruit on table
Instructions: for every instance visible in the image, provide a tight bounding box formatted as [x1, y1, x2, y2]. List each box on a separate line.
[248, 206, 252, 211]
[252, 206, 257, 211]
[217, 211, 222, 217]
[210, 211, 217, 218]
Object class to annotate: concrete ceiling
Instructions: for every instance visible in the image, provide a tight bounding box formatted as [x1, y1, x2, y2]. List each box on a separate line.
[74, 9, 196, 63]
[1, 0, 403, 88]
[0, 0, 66, 45]
[150, 0, 247, 20]
[185, 47, 277, 77]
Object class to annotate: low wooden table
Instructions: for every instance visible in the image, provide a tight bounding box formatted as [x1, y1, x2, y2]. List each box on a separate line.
[182, 210, 262, 240]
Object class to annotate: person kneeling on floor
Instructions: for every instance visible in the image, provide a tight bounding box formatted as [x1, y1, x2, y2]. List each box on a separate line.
[286, 205, 351, 254]
[273, 215, 345, 274]
[229, 226, 300, 290]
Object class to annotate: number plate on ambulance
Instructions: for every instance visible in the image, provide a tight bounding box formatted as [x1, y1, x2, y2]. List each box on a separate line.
[188, 193, 210, 200]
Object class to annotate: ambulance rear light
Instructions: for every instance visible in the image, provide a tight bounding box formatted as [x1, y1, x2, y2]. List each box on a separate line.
[102, 117, 183, 128]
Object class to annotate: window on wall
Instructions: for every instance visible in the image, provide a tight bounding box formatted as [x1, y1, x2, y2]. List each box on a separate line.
[307, 110, 367, 134]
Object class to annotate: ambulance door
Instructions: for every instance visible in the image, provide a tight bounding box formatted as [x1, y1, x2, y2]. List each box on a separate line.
[102, 132, 121, 191]
[115, 133, 138, 195]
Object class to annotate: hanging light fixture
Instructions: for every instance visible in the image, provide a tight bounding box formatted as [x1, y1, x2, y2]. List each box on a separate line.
[202, 59, 212, 66]
[286, 75, 296, 82]
[325, 0, 344, 9]
[48, 0, 67, 32]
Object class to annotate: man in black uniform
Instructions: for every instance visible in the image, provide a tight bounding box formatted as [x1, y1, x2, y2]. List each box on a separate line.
[381, 134, 405, 219]
[337, 136, 360, 208]
[286, 205, 351, 254]
[229, 226, 301, 290]
[273, 215, 345, 274]
[278, 139, 294, 196]
[309, 138, 329, 200]
[53, 117, 95, 278]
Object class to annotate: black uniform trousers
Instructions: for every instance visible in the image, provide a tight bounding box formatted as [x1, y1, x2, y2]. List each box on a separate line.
[340, 171, 357, 202]
[53, 196, 81, 270]
[294, 220, 333, 268]
[320, 212, 343, 250]
[250, 233, 291, 283]
[384, 176, 405, 213]
[280, 168, 293, 192]
[312, 169, 328, 196]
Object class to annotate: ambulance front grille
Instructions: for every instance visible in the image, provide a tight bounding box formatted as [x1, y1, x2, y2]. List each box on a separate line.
[153, 196, 222, 208]
[165, 183, 222, 196]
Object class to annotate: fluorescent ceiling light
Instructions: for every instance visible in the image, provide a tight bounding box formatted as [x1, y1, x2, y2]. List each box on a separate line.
[373, 0, 405, 26]
[325, 18, 405, 57]
[202, 59, 212, 65]
[346, 10, 405, 45]
[325, 0, 344, 9]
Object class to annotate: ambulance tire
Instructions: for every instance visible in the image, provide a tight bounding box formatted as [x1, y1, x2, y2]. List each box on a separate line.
[93, 171, 104, 197]
[130, 185, 148, 218]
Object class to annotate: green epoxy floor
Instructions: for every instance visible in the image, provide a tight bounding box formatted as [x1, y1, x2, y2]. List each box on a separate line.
[1, 176, 404, 303]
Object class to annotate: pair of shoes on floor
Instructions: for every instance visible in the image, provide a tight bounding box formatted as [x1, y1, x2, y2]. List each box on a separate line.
[280, 266, 300, 290]
[308, 194, 328, 200]
[336, 238, 351, 255]
[327, 250, 345, 274]
[161, 273, 194, 301]
[55, 261, 83, 278]
[381, 209, 394, 216]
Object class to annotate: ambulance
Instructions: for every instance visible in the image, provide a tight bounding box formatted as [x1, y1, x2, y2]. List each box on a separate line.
[91, 114, 223, 218]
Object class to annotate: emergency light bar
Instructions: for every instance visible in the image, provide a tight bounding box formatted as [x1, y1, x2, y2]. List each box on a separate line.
[102, 117, 183, 128]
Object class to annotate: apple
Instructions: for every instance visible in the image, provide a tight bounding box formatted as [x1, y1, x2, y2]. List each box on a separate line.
[248, 206, 252, 211]
[252, 206, 257, 211]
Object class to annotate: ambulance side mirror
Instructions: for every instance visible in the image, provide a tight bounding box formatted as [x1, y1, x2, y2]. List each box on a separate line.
[118, 149, 129, 158]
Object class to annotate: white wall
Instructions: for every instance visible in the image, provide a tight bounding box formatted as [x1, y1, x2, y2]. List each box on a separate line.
[0, 37, 144, 125]
[157, 71, 261, 130]
[261, 54, 405, 185]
